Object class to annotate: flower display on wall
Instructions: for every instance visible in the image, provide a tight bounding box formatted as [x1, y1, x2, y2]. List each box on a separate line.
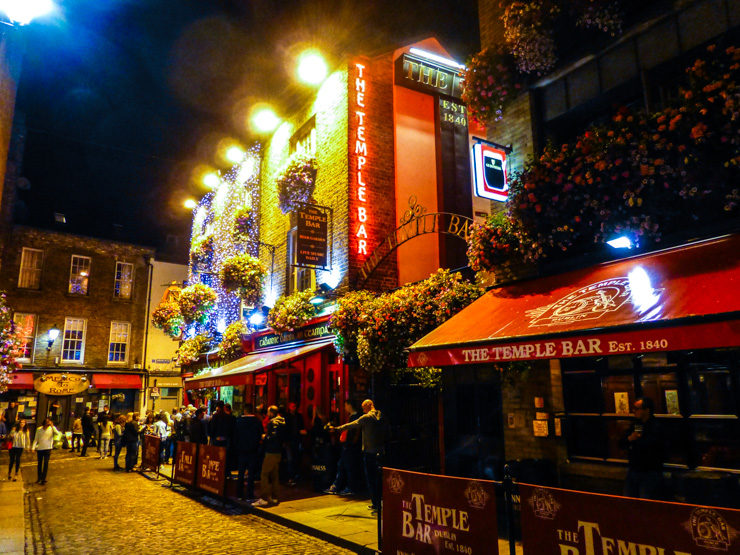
[151, 301, 185, 339]
[178, 283, 217, 325]
[232, 205, 255, 243]
[276, 153, 317, 213]
[470, 44, 740, 272]
[466, 211, 524, 279]
[174, 334, 212, 366]
[329, 290, 376, 359]
[502, 1, 560, 74]
[219, 321, 247, 358]
[574, 0, 622, 35]
[462, 47, 522, 124]
[267, 290, 317, 333]
[219, 254, 266, 305]
[190, 234, 214, 268]
[0, 293, 23, 393]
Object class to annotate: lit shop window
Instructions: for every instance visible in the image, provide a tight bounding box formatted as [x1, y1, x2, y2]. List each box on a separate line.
[18, 247, 43, 289]
[68, 255, 91, 295]
[108, 321, 130, 364]
[114, 262, 134, 299]
[62, 318, 87, 363]
[290, 116, 316, 157]
[12, 313, 36, 362]
[286, 228, 316, 294]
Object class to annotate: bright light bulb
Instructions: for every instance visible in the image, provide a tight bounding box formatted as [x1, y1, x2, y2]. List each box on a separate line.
[203, 173, 220, 189]
[184, 199, 197, 210]
[297, 51, 328, 85]
[225, 146, 244, 163]
[249, 312, 264, 327]
[607, 236, 633, 249]
[252, 108, 280, 133]
[0, 0, 55, 25]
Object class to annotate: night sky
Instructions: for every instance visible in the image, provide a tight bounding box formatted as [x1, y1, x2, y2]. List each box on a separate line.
[13, 0, 479, 261]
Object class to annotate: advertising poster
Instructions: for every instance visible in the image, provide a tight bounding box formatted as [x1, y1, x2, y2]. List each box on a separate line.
[382, 467, 497, 554]
[173, 441, 197, 487]
[140, 435, 161, 472]
[520, 483, 740, 554]
[196, 444, 227, 496]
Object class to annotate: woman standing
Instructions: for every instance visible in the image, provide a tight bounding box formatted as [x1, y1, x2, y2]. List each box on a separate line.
[31, 418, 59, 485]
[112, 415, 125, 470]
[7, 420, 30, 481]
[99, 414, 114, 459]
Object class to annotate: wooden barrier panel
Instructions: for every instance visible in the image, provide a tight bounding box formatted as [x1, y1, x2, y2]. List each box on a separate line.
[382, 467, 497, 554]
[173, 441, 197, 487]
[196, 444, 227, 496]
[141, 435, 161, 472]
[520, 483, 740, 554]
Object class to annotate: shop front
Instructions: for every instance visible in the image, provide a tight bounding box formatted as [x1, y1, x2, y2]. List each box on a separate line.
[408, 235, 740, 495]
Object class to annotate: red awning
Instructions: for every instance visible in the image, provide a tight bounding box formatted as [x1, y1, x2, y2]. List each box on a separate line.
[8, 372, 34, 389]
[408, 235, 740, 367]
[185, 339, 335, 389]
[92, 374, 142, 389]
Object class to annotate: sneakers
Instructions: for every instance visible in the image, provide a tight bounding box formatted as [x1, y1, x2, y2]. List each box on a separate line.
[269, 497, 279, 505]
[251, 498, 270, 507]
[323, 485, 338, 494]
[338, 489, 356, 496]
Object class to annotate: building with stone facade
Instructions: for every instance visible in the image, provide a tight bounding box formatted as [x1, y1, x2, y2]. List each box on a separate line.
[0, 225, 154, 431]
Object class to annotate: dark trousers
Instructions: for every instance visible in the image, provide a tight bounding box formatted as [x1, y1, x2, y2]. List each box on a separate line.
[286, 440, 301, 480]
[8, 447, 23, 475]
[237, 451, 259, 499]
[624, 469, 662, 499]
[363, 452, 382, 510]
[72, 433, 83, 452]
[37, 450, 51, 482]
[125, 441, 138, 471]
[80, 433, 93, 456]
[332, 444, 361, 492]
[113, 439, 124, 469]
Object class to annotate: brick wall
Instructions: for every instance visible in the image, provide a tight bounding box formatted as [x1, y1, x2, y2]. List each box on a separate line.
[1, 226, 153, 369]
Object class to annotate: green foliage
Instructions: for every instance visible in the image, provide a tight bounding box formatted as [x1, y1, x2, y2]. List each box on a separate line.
[219, 321, 247, 358]
[174, 334, 212, 366]
[267, 290, 317, 333]
[178, 283, 217, 325]
[219, 254, 266, 305]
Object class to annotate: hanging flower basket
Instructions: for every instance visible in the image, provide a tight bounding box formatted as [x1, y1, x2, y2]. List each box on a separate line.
[233, 205, 256, 243]
[466, 211, 527, 280]
[502, 0, 560, 75]
[219, 254, 266, 305]
[151, 301, 185, 338]
[178, 283, 217, 325]
[190, 234, 214, 268]
[175, 334, 212, 366]
[574, 0, 622, 35]
[267, 290, 317, 333]
[219, 321, 247, 358]
[277, 153, 317, 213]
[462, 47, 522, 124]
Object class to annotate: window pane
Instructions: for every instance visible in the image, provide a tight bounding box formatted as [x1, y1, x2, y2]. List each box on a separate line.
[18, 248, 43, 289]
[563, 372, 602, 413]
[62, 318, 86, 362]
[12, 313, 35, 360]
[114, 262, 133, 299]
[69, 256, 91, 295]
[640, 372, 681, 415]
[659, 418, 688, 466]
[692, 419, 740, 470]
[602, 375, 635, 415]
[108, 322, 130, 363]
[606, 419, 632, 460]
[567, 416, 607, 458]
[688, 367, 735, 415]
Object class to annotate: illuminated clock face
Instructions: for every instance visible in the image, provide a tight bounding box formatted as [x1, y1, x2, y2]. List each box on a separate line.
[472, 143, 508, 202]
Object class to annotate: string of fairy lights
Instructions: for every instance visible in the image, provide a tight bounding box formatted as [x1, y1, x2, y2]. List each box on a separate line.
[186, 144, 262, 340]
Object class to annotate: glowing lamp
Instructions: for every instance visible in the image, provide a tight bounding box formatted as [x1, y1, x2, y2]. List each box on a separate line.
[252, 108, 280, 134]
[297, 50, 328, 85]
[203, 172, 220, 189]
[249, 311, 264, 327]
[606, 236, 633, 249]
[46, 325, 59, 350]
[0, 0, 55, 25]
[184, 199, 198, 210]
[225, 146, 244, 164]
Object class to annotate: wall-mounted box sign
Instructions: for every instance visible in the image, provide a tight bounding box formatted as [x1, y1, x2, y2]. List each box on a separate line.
[472, 141, 509, 202]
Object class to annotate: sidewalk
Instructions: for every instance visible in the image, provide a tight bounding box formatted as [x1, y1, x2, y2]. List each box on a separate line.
[0, 477, 25, 555]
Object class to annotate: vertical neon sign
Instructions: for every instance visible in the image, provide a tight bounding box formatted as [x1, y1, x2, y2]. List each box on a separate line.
[354, 63, 369, 256]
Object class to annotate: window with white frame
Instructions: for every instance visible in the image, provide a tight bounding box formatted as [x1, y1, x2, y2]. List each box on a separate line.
[18, 248, 43, 289]
[68, 255, 91, 295]
[61, 318, 86, 363]
[107, 321, 130, 364]
[114, 262, 133, 299]
[12, 313, 36, 362]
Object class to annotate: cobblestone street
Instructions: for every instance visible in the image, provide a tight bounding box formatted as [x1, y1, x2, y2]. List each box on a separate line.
[20, 454, 354, 555]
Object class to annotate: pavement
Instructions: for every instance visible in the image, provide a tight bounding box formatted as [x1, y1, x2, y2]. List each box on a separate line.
[1, 448, 522, 554]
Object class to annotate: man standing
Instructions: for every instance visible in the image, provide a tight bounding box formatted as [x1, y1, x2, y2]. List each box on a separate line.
[189, 408, 208, 445]
[330, 399, 387, 513]
[253, 405, 285, 507]
[285, 402, 305, 486]
[123, 413, 140, 472]
[619, 397, 664, 499]
[233, 404, 264, 501]
[31, 418, 59, 485]
[80, 408, 96, 457]
[325, 399, 361, 496]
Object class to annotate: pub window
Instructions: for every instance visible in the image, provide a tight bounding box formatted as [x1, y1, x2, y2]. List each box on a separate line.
[18, 247, 43, 289]
[114, 262, 134, 299]
[12, 313, 36, 362]
[290, 116, 316, 157]
[61, 317, 87, 363]
[107, 321, 130, 364]
[562, 350, 740, 470]
[68, 255, 91, 295]
[286, 227, 316, 294]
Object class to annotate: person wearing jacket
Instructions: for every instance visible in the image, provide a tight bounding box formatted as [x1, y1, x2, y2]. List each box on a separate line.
[71, 415, 83, 452]
[233, 404, 264, 501]
[8, 420, 30, 481]
[330, 399, 388, 513]
[123, 413, 140, 472]
[253, 406, 285, 507]
[80, 408, 96, 457]
[619, 397, 665, 499]
[99, 415, 114, 460]
[32, 418, 59, 485]
[112, 415, 125, 471]
[325, 400, 362, 496]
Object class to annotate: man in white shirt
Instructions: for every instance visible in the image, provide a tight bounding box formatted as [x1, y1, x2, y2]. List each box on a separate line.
[32, 418, 59, 485]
